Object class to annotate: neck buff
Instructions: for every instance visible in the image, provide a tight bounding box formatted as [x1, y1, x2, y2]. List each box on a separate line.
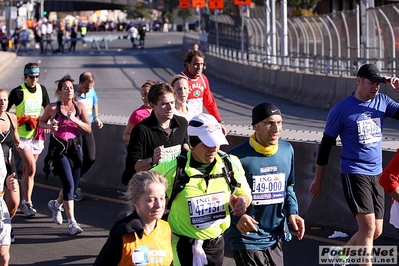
[249, 133, 278, 156]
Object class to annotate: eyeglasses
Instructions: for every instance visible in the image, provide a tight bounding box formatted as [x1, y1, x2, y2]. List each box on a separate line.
[27, 75, 40, 79]
[260, 120, 283, 128]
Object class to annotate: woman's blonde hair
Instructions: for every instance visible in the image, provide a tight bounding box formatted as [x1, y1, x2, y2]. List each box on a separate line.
[169, 74, 189, 87]
[126, 171, 168, 213]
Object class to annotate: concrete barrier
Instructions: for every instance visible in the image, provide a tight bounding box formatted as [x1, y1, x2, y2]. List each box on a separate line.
[272, 69, 291, 99]
[33, 121, 399, 239]
[205, 53, 399, 110]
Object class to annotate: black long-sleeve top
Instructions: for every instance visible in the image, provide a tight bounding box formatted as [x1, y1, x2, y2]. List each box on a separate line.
[122, 111, 188, 185]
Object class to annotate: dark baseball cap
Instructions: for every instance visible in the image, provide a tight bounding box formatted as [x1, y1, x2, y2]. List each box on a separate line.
[357, 64, 386, 83]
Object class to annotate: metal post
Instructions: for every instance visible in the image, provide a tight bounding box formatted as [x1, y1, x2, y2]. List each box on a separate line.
[264, 0, 271, 64]
[215, 9, 219, 47]
[271, 0, 276, 65]
[6, 1, 11, 32]
[356, 5, 362, 59]
[360, 0, 375, 60]
[40, 0, 44, 19]
[281, 0, 288, 66]
[240, 6, 245, 60]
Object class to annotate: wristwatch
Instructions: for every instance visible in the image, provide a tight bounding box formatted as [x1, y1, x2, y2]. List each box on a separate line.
[148, 157, 155, 167]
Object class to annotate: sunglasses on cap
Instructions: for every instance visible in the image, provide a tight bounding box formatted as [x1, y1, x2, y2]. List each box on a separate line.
[27, 75, 40, 79]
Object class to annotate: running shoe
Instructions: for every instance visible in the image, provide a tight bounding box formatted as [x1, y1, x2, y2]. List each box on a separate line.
[68, 222, 83, 236]
[47, 200, 63, 225]
[22, 202, 37, 217]
[74, 187, 85, 201]
[329, 247, 350, 266]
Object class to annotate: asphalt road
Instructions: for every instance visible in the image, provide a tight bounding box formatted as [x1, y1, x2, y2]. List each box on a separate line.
[1, 31, 398, 265]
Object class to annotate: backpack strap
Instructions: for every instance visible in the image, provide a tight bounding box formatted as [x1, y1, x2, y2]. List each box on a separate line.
[167, 150, 241, 209]
[218, 150, 241, 192]
[167, 149, 189, 209]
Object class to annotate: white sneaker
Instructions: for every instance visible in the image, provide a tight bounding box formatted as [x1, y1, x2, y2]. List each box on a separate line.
[73, 188, 85, 202]
[22, 202, 37, 217]
[329, 247, 349, 266]
[68, 222, 83, 236]
[47, 200, 63, 225]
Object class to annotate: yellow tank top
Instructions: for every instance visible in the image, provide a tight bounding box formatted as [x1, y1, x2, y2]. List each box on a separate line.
[118, 220, 173, 266]
[15, 83, 43, 139]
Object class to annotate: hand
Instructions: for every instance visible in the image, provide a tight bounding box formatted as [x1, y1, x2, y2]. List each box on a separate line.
[236, 214, 258, 234]
[309, 178, 322, 198]
[51, 119, 59, 132]
[230, 194, 247, 216]
[16, 141, 25, 150]
[220, 123, 227, 136]
[68, 111, 79, 124]
[385, 76, 399, 91]
[94, 117, 103, 129]
[289, 214, 305, 240]
[153, 145, 164, 165]
[6, 173, 18, 192]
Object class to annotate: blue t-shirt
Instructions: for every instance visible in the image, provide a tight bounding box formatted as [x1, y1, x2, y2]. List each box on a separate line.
[227, 140, 298, 251]
[325, 93, 399, 175]
[75, 88, 99, 124]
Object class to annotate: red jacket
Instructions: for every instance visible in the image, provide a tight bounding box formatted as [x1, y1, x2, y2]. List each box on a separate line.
[181, 69, 222, 122]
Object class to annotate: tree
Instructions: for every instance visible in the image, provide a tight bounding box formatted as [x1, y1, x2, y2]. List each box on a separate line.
[164, 11, 173, 24]
[287, 0, 321, 16]
[125, 6, 152, 20]
[177, 9, 192, 31]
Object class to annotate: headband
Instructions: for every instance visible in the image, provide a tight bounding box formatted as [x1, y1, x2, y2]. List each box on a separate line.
[24, 67, 40, 75]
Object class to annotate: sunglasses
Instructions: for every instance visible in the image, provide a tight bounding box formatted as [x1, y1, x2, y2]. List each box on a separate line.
[27, 75, 40, 79]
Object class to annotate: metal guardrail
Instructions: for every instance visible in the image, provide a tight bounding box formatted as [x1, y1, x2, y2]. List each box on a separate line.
[193, 3, 399, 77]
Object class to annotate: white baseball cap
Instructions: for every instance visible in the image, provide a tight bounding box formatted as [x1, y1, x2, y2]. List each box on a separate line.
[188, 113, 228, 147]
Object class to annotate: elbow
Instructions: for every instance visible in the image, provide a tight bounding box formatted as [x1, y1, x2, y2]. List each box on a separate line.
[123, 134, 130, 143]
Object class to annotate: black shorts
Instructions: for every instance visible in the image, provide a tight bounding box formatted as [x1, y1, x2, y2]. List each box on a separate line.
[341, 173, 384, 219]
[232, 238, 284, 266]
[175, 234, 224, 266]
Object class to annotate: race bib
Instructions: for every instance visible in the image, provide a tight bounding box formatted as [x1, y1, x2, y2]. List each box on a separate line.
[132, 246, 149, 265]
[188, 192, 226, 229]
[24, 99, 41, 116]
[357, 118, 382, 144]
[252, 173, 285, 205]
[79, 98, 93, 116]
[159, 145, 181, 164]
[187, 98, 203, 115]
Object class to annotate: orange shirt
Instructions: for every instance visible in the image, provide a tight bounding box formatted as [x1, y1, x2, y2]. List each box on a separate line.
[118, 219, 173, 266]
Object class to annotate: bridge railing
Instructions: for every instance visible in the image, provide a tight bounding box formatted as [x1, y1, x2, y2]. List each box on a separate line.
[189, 3, 399, 77]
